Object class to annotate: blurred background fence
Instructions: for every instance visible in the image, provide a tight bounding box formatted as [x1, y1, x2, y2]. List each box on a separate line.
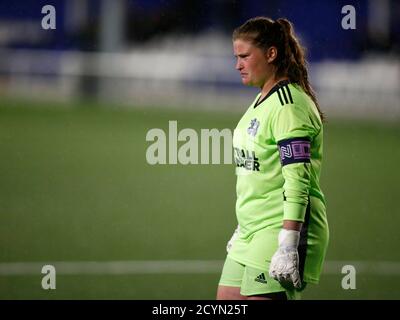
[0, 0, 399, 117]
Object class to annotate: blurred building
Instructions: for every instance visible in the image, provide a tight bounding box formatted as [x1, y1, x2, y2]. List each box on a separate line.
[0, 0, 399, 118]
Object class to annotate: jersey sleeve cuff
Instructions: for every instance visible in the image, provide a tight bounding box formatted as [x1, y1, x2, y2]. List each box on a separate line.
[283, 201, 307, 222]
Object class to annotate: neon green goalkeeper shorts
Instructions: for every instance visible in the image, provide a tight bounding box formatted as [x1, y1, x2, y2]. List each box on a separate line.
[218, 256, 303, 300]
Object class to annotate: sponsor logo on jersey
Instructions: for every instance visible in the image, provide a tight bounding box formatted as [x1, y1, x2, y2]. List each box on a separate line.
[247, 118, 260, 137]
[255, 273, 268, 284]
[233, 147, 260, 171]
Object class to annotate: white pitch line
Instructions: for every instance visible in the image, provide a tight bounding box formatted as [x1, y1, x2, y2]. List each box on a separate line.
[323, 260, 400, 275]
[0, 260, 399, 276]
[0, 260, 224, 276]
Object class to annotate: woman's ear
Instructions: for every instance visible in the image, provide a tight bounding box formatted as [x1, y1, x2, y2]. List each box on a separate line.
[266, 46, 278, 63]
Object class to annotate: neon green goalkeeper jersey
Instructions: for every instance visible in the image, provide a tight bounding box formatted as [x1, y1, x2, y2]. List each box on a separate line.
[229, 80, 329, 284]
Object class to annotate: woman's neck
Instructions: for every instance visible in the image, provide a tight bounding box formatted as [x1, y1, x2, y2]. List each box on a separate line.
[260, 76, 289, 98]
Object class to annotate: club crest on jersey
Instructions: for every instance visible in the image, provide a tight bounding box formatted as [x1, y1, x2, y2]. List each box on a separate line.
[247, 118, 260, 137]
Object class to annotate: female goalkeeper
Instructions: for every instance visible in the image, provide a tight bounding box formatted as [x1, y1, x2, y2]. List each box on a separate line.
[217, 17, 329, 300]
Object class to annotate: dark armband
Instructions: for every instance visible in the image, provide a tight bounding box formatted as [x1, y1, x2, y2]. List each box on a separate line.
[278, 137, 311, 166]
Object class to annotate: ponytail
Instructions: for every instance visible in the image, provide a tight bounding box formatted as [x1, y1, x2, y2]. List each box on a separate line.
[275, 19, 324, 121]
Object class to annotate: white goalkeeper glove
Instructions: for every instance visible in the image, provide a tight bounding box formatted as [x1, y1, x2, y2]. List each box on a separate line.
[226, 225, 240, 253]
[269, 229, 302, 289]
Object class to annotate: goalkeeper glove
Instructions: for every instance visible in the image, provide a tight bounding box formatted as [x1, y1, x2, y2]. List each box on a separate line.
[226, 225, 240, 253]
[269, 228, 302, 289]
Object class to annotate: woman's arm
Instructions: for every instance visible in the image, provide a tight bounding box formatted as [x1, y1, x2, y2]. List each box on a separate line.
[283, 220, 302, 231]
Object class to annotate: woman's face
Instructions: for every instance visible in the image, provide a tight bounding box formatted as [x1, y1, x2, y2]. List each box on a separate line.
[233, 39, 273, 88]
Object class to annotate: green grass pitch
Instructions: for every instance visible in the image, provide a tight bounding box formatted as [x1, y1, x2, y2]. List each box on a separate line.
[0, 98, 399, 299]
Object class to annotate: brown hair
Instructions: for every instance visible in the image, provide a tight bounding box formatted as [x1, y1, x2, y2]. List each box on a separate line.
[233, 17, 324, 121]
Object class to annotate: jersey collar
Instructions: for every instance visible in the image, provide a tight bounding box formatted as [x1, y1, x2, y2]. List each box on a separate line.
[254, 79, 290, 108]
